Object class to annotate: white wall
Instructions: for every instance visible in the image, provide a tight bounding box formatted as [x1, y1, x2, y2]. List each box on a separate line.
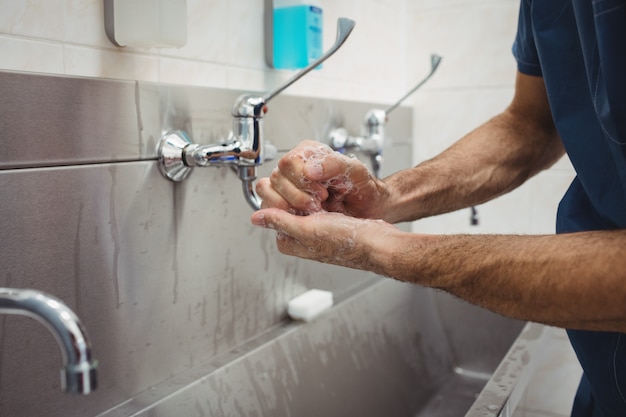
[0, 0, 574, 235]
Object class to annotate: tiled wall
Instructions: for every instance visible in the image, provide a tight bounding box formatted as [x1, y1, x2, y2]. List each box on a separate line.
[0, 0, 407, 103]
[0, 0, 574, 234]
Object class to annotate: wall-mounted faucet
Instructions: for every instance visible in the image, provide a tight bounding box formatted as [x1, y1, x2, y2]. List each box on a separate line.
[0, 288, 97, 394]
[329, 54, 442, 178]
[157, 18, 356, 210]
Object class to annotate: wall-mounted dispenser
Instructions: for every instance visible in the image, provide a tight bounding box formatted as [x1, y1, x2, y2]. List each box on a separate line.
[265, 0, 323, 69]
[157, 18, 355, 210]
[329, 54, 442, 178]
[104, 0, 187, 48]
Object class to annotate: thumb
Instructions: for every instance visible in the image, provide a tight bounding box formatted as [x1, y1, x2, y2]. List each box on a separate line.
[251, 208, 300, 235]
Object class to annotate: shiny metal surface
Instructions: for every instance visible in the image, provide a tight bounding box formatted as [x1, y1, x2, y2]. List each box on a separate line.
[0, 288, 97, 394]
[157, 130, 194, 181]
[0, 70, 412, 416]
[238, 166, 264, 211]
[468, 322, 547, 417]
[0, 72, 141, 169]
[93, 281, 526, 417]
[0, 70, 532, 417]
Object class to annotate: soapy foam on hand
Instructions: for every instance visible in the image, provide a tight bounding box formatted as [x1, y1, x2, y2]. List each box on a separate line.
[299, 145, 357, 208]
[286, 145, 332, 215]
[321, 172, 354, 195]
[300, 144, 333, 179]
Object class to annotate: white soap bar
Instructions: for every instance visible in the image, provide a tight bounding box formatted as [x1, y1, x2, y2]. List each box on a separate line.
[287, 289, 333, 322]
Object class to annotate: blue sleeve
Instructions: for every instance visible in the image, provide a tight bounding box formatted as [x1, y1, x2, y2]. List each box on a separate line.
[512, 0, 543, 76]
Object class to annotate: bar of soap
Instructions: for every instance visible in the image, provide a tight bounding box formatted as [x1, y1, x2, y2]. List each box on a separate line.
[287, 289, 333, 322]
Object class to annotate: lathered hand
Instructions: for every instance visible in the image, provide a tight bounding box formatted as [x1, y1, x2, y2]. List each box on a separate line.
[251, 208, 399, 273]
[255, 140, 388, 217]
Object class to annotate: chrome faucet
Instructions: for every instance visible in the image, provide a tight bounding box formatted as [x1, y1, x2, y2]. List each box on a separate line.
[157, 17, 356, 210]
[0, 288, 97, 394]
[329, 54, 442, 178]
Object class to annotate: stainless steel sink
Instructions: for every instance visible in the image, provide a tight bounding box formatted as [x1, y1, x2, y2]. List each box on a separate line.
[97, 279, 543, 417]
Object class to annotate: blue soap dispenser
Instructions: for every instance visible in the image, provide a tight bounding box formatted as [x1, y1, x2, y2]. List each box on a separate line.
[265, 0, 323, 69]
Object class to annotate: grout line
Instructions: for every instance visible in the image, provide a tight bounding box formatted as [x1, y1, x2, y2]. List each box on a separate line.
[407, 1, 518, 14]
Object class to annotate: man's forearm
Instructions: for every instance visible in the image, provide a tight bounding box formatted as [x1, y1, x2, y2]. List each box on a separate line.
[373, 229, 626, 332]
[379, 73, 565, 224]
[380, 111, 564, 223]
[252, 207, 626, 332]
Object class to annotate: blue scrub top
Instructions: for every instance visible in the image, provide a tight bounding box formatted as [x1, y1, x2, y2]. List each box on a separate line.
[513, 1, 626, 416]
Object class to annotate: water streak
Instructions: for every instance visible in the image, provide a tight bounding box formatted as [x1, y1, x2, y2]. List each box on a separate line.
[0, 272, 12, 400]
[73, 202, 84, 313]
[108, 165, 121, 309]
[171, 185, 181, 304]
[134, 81, 144, 154]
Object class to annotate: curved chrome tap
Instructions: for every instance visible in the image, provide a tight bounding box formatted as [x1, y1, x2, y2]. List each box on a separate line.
[158, 18, 356, 210]
[330, 54, 442, 178]
[0, 288, 97, 394]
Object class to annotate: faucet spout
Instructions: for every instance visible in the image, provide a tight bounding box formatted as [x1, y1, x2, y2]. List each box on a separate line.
[0, 288, 98, 394]
[330, 54, 443, 178]
[238, 166, 263, 210]
[157, 18, 355, 209]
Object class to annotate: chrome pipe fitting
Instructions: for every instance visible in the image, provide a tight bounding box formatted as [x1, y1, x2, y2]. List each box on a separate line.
[0, 288, 97, 395]
[157, 18, 356, 210]
[329, 54, 442, 178]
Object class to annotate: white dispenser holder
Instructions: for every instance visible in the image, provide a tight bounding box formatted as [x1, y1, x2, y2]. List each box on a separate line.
[104, 0, 187, 48]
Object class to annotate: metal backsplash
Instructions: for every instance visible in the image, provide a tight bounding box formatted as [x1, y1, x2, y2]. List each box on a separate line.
[0, 71, 417, 416]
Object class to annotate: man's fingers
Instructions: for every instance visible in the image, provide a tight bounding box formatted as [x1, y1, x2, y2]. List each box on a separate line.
[280, 141, 350, 183]
[270, 168, 326, 212]
[251, 209, 330, 259]
[255, 178, 291, 211]
[257, 172, 325, 213]
[251, 208, 297, 232]
[258, 140, 377, 217]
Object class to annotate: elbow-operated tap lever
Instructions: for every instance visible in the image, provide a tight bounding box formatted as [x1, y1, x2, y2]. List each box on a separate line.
[261, 17, 356, 105]
[158, 18, 356, 210]
[330, 54, 442, 178]
[384, 54, 442, 117]
[0, 288, 98, 395]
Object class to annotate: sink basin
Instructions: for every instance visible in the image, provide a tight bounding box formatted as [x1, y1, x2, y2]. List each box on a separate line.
[97, 279, 543, 417]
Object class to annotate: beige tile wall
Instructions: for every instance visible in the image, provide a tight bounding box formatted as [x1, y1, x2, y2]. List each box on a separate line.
[0, 0, 407, 103]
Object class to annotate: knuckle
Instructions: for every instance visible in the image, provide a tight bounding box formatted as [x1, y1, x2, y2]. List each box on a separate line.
[269, 167, 282, 183]
[256, 177, 270, 192]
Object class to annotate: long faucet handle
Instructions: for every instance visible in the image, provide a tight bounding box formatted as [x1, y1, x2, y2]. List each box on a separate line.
[262, 18, 356, 104]
[384, 54, 442, 116]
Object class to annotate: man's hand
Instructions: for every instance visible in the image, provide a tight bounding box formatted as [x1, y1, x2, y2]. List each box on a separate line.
[255, 140, 389, 218]
[251, 207, 400, 273]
